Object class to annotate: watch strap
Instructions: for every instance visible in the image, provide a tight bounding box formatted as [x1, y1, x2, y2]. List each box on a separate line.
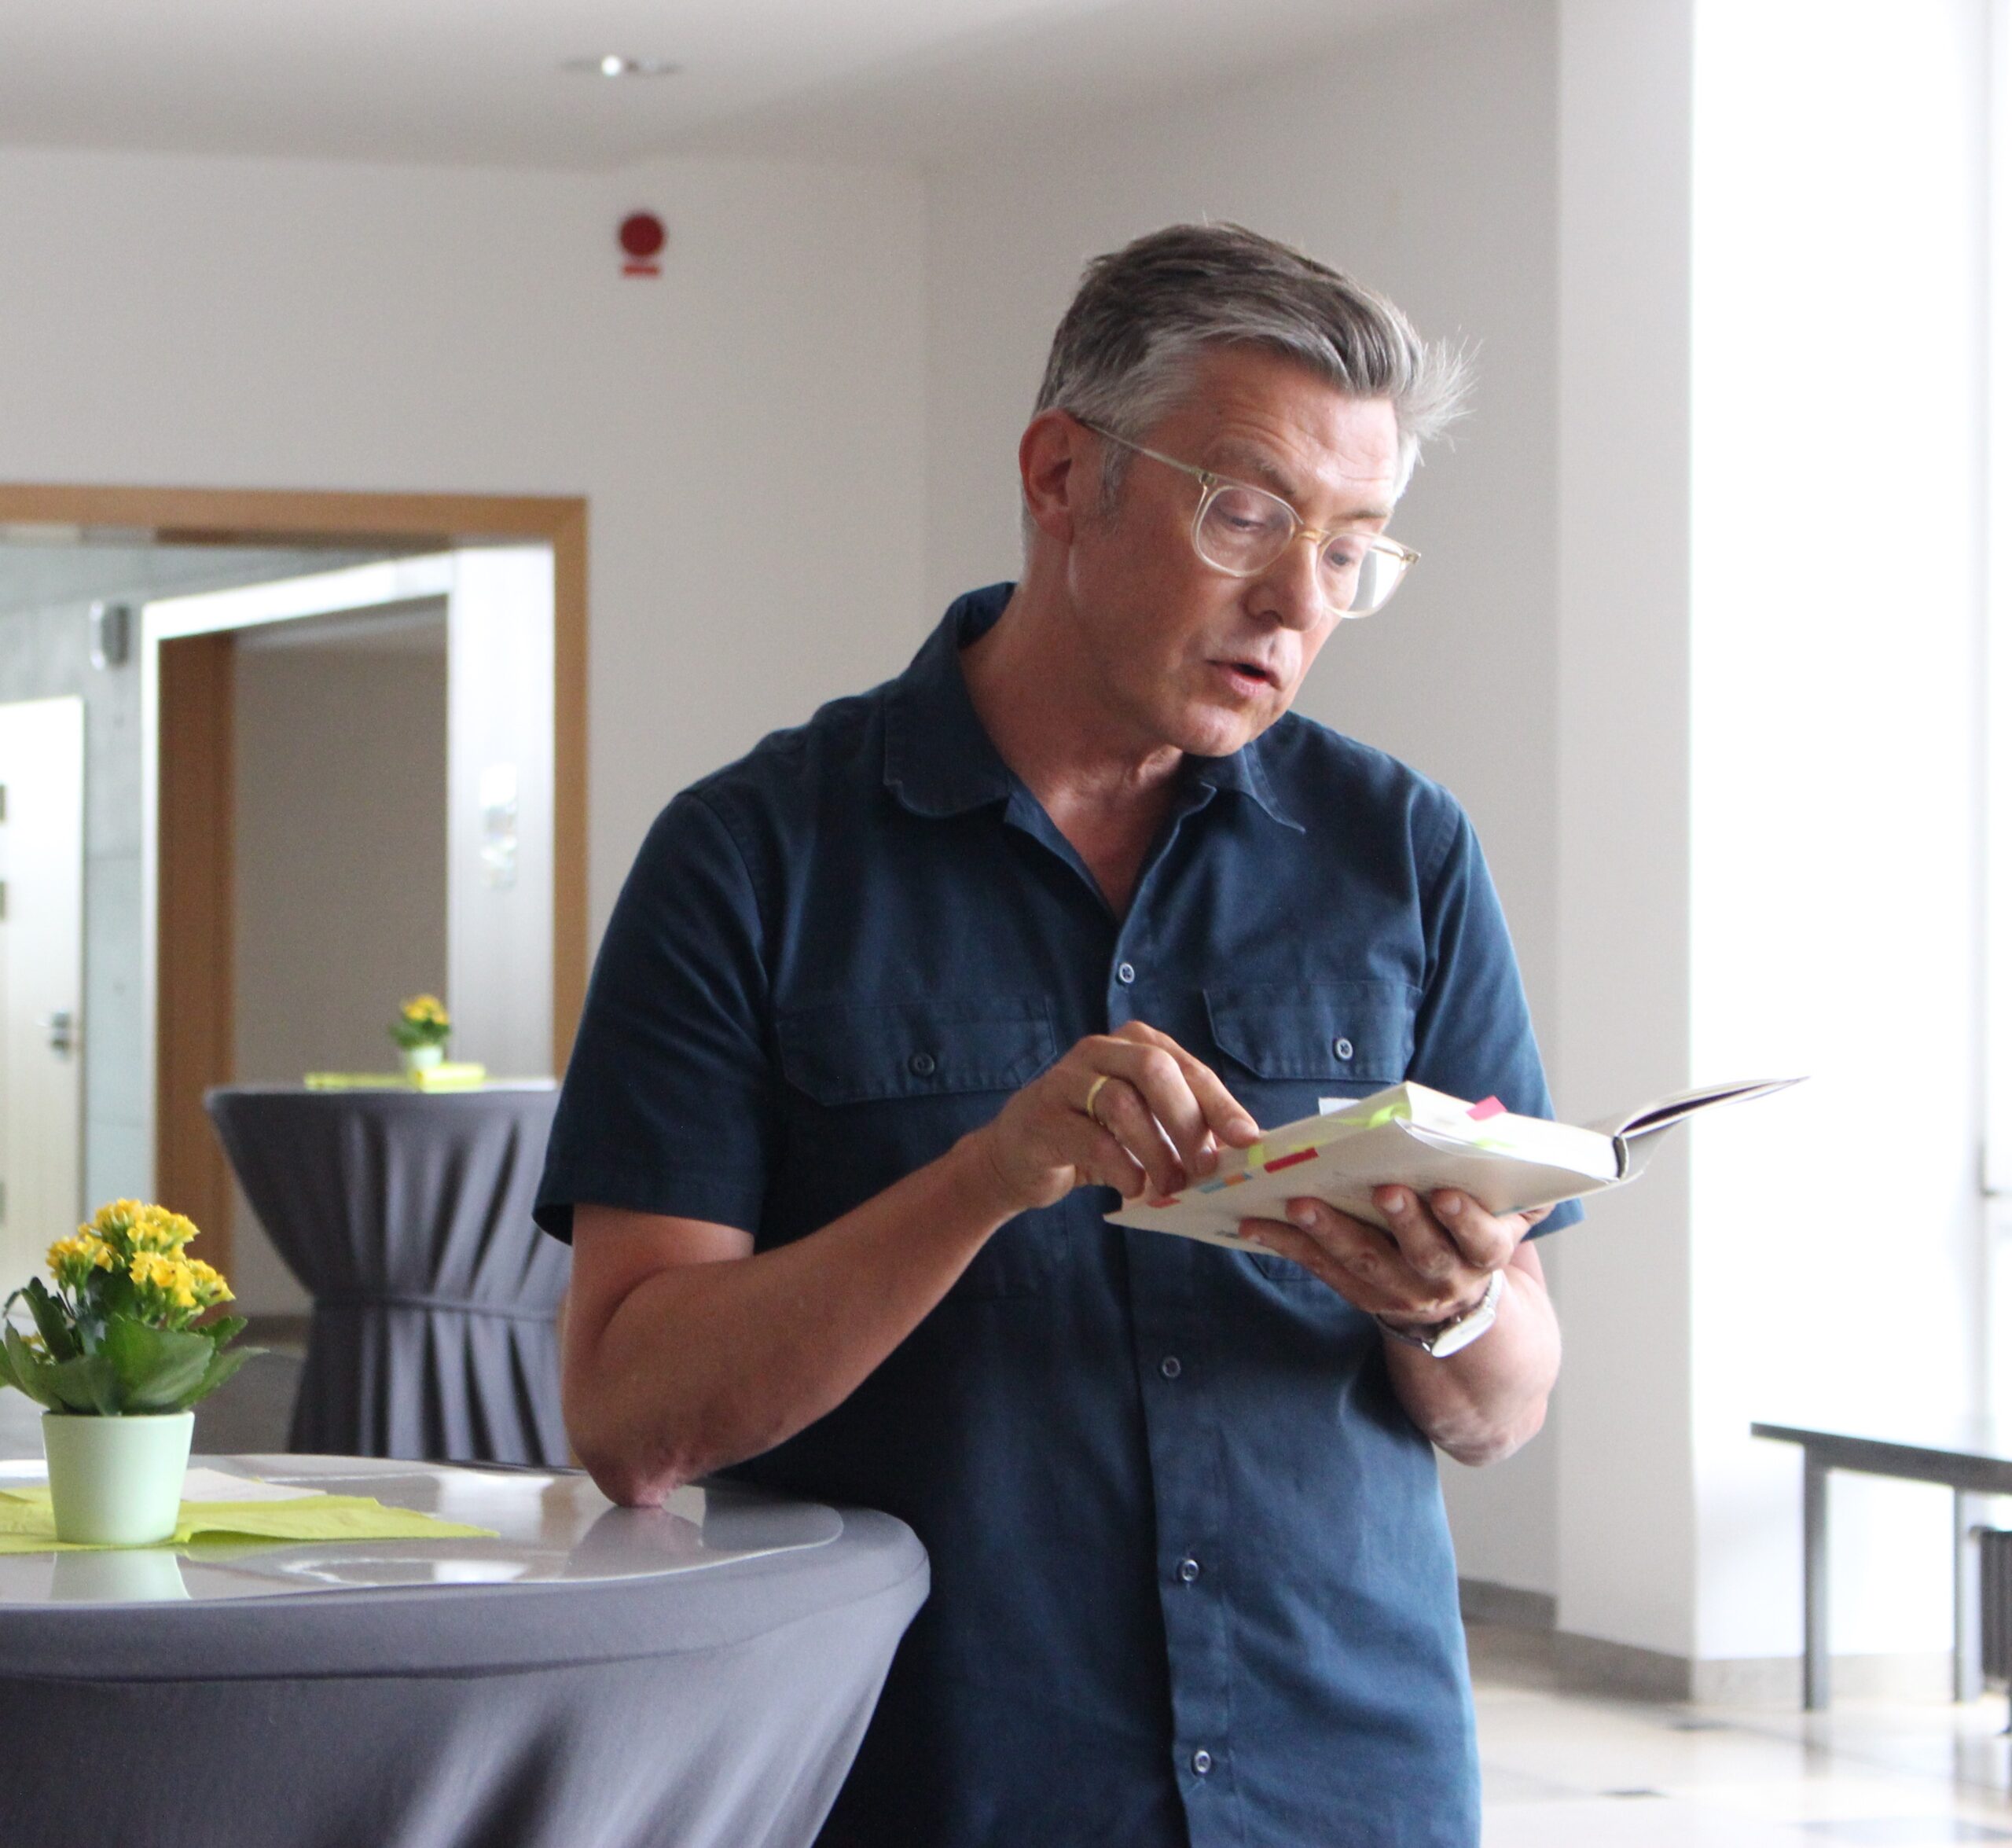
[1377, 1267, 1505, 1358]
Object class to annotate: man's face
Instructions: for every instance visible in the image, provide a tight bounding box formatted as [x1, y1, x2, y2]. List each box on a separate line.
[1063, 346, 1402, 759]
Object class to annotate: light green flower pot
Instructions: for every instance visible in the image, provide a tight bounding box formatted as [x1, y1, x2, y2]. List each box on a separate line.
[402, 1043, 445, 1075]
[42, 1410, 194, 1545]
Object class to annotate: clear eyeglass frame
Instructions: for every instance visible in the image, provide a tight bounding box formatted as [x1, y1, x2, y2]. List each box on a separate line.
[1077, 418, 1420, 618]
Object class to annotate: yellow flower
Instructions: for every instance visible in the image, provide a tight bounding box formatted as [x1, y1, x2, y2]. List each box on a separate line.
[129, 1251, 195, 1316]
[86, 1199, 198, 1258]
[400, 994, 450, 1027]
[182, 1257, 234, 1308]
[46, 1233, 116, 1290]
[131, 1207, 196, 1255]
[88, 1200, 145, 1244]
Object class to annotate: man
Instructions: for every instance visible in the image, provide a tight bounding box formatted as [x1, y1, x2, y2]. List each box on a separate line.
[536, 222, 1573, 1848]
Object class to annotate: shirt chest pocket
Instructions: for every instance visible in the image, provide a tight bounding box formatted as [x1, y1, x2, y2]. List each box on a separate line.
[775, 996, 1060, 1299]
[1204, 980, 1417, 1284]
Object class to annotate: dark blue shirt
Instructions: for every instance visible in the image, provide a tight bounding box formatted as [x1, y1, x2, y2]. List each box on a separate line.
[537, 584, 1577, 1848]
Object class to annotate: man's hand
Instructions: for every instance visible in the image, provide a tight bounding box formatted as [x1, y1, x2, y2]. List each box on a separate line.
[970, 1021, 1262, 1216]
[1245, 1188, 1559, 1465]
[1242, 1187, 1542, 1328]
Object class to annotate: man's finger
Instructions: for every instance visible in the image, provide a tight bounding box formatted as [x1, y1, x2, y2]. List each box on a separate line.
[1423, 1189, 1522, 1269]
[1085, 1073, 1188, 1197]
[1113, 1022, 1261, 1148]
[1092, 1031, 1243, 1185]
[1373, 1187, 1470, 1288]
[1070, 1116, 1150, 1198]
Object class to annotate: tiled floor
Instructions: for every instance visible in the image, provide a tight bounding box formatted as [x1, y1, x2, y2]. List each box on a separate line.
[7, 1355, 2012, 1846]
[1473, 1623, 2012, 1846]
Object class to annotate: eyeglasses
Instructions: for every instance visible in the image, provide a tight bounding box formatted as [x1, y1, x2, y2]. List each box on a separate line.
[1078, 420, 1419, 618]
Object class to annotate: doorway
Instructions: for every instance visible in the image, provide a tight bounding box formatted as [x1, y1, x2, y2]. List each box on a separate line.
[0, 696, 84, 1285]
[0, 483, 587, 1284]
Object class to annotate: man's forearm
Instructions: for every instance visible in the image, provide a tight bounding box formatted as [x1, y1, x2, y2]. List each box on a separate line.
[567, 1135, 1020, 1504]
[1382, 1246, 1558, 1466]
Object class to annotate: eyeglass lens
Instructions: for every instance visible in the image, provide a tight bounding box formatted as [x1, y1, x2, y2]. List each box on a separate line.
[1195, 483, 1405, 615]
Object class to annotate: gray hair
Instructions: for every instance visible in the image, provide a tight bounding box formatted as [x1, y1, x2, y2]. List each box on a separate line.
[1033, 222, 1469, 505]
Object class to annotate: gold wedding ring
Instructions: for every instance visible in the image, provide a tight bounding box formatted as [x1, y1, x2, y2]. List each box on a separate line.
[1084, 1074, 1113, 1122]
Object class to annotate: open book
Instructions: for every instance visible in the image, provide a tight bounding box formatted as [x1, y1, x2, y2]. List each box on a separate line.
[1104, 1077, 1800, 1248]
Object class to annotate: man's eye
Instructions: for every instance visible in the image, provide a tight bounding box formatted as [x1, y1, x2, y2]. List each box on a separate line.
[1208, 490, 1284, 535]
[1321, 538, 1368, 574]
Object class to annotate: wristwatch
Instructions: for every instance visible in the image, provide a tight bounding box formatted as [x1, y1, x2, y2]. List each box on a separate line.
[1376, 1269, 1505, 1358]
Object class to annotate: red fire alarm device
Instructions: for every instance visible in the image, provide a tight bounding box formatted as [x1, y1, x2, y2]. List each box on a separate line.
[619, 212, 666, 277]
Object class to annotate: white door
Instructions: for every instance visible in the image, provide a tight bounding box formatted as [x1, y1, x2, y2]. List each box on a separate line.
[0, 696, 85, 1280]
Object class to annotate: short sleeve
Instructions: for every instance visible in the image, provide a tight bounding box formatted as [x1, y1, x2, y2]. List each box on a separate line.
[534, 791, 778, 1241]
[1408, 801, 1583, 1236]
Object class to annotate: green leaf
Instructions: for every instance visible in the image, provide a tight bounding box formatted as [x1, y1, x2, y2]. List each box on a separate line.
[22, 1280, 79, 1362]
[171, 1343, 263, 1413]
[2, 1328, 64, 1411]
[94, 1267, 138, 1324]
[47, 1353, 120, 1415]
[100, 1317, 213, 1413]
[204, 1315, 248, 1349]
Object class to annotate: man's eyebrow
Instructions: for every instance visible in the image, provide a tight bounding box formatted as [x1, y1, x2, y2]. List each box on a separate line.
[1208, 442, 1393, 524]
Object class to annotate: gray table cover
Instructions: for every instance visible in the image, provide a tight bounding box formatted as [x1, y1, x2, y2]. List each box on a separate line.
[0, 1457, 930, 1848]
[206, 1086, 570, 1465]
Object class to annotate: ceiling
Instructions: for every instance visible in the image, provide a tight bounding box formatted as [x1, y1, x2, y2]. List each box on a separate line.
[0, 0, 1449, 170]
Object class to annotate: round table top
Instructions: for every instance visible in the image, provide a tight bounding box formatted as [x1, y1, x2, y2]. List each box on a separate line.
[0, 1455, 924, 1682]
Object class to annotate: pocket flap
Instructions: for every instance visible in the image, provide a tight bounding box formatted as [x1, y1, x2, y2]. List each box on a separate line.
[1205, 980, 1415, 1083]
[778, 997, 1057, 1106]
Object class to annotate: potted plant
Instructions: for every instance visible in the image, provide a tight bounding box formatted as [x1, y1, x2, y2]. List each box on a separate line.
[390, 993, 452, 1074]
[0, 1200, 255, 1544]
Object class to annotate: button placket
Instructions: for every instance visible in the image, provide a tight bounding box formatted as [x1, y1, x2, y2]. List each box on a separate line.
[1122, 1239, 1232, 1824]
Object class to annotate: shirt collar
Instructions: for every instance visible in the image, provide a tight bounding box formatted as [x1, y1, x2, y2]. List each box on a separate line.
[883, 585, 1019, 817]
[883, 582, 1305, 832]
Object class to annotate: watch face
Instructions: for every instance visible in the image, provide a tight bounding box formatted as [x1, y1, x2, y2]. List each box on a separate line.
[1425, 1271, 1505, 1358]
[1426, 1305, 1496, 1358]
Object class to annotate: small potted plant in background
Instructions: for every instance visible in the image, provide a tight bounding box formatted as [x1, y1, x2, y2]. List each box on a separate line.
[0, 1200, 255, 1544]
[391, 993, 452, 1075]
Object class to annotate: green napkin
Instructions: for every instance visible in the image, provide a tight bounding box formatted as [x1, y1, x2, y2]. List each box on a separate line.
[0, 1486, 498, 1553]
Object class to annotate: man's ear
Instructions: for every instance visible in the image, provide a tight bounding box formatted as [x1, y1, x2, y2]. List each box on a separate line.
[1019, 410, 1094, 544]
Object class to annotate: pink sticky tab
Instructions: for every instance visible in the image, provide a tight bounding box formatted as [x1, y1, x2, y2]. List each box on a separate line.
[1467, 1097, 1506, 1121]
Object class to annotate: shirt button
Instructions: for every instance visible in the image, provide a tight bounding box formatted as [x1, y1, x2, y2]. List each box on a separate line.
[1159, 1355, 1181, 1380]
[1116, 961, 1136, 986]
[909, 1052, 936, 1077]
[1191, 1748, 1213, 1776]
[1178, 1556, 1201, 1584]
[1333, 1036, 1353, 1060]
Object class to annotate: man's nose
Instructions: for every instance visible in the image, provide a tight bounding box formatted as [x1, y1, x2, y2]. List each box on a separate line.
[1250, 531, 1329, 630]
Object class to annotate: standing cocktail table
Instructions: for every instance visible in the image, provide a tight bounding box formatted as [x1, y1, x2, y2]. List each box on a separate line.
[0, 1453, 928, 1848]
[206, 1084, 569, 1464]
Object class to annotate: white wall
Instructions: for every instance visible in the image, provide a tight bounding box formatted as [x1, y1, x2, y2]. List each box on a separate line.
[1552, 0, 1698, 1659]
[925, 0, 1570, 1598]
[0, 145, 927, 939]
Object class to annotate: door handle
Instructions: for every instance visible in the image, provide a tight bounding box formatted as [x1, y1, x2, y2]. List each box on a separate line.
[39, 1011, 76, 1056]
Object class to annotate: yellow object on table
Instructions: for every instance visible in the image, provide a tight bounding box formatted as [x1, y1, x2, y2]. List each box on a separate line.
[303, 1063, 490, 1091]
[0, 1487, 498, 1553]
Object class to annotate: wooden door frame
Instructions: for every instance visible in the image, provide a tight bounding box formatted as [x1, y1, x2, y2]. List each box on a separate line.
[0, 483, 587, 1265]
